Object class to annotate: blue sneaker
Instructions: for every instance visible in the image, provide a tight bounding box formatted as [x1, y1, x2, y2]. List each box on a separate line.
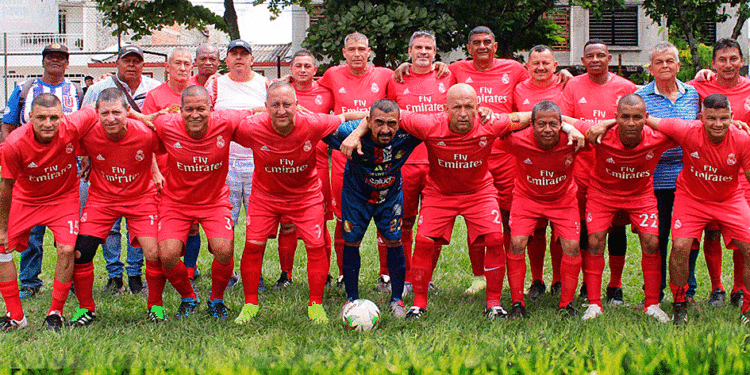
[176, 297, 199, 320]
[207, 299, 228, 319]
[19, 286, 40, 300]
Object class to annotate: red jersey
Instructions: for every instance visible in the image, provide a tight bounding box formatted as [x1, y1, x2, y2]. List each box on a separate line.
[80, 119, 160, 204]
[233, 112, 341, 203]
[153, 110, 249, 205]
[187, 75, 201, 87]
[688, 76, 750, 123]
[513, 76, 564, 112]
[295, 81, 334, 114]
[502, 127, 577, 201]
[560, 73, 637, 188]
[577, 120, 675, 198]
[387, 69, 454, 165]
[659, 118, 750, 202]
[1, 107, 98, 204]
[142, 82, 182, 115]
[449, 59, 529, 113]
[317, 65, 392, 114]
[399, 111, 515, 195]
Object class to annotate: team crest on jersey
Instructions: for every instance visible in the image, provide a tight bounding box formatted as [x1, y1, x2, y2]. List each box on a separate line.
[371, 83, 380, 93]
[565, 155, 573, 166]
[438, 83, 446, 93]
[81, 213, 87, 222]
[217, 135, 226, 148]
[65, 143, 74, 154]
[586, 212, 592, 223]
[63, 95, 75, 109]
[315, 95, 323, 106]
[135, 150, 145, 162]
[479, 136, 487, 147]
[395, 150, 405, 159]
[646, 150, 654, 160]
[303, 140, 312, 152]
[501, 73, 509, 85]
[728, 153, 737, 165]
[674, 219, 681, 229]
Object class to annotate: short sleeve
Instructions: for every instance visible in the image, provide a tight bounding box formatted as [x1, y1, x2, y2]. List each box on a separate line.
[398, 111, 436, 140]
[233, 113, 266, 148]
[142, 92, 159, 115]
[1, 143, 20, 180]
[317, 70, 334, 90]
[490, 114, 513, 138]
[559, 85, 574, 117]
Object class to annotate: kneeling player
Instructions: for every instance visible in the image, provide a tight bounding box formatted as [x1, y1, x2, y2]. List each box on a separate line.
[504, 101, 585, 318]
[325, 99, 420, 318]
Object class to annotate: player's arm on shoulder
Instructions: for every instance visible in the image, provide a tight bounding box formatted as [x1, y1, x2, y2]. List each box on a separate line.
[505, 112, 532, 132]
[562, 122, 586, 151]
[694, 69, 715, 82]
[129, 107, 164, 131]
[339, 118, 368, 159]
[1, 123, 17, 143]
[557, 69, 573, 88]
[151, 153, 164, 193]
[731, 119, 750, 134]
[0, 177, 14, 251]
[340, 111, 368, 122]
[393, 62, 411, 83]
[583, 119, 616, 144]
[323, 119, 360, 150]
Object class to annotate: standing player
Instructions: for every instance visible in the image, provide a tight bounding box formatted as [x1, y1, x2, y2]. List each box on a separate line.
[688, 38, 750, 306]
[642, 94, 750, 325]
[0, 94, 97, 330]
[232, 82, 364, 324]
[326, 99, 421, 318]
[503, 101, 584, 318]
[188, 44, 220, 87]
[560, 39, 636, 305]
[386, 31, 453, 295]
[275, 50, 336, 291]
[578, 94, 675, 322]
[70, 88, 163, 325]
[512, 44, 566, 299]
[317, 32, 393, 290]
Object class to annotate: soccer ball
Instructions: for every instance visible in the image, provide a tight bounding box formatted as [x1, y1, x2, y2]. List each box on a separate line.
[342, 299, 380, 331]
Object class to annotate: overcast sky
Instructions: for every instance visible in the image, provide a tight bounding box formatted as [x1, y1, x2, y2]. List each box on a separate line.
[190, 1, 292, 44]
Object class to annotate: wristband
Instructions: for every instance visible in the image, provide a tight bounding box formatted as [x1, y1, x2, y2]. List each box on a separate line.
[561, 123, 573, 134]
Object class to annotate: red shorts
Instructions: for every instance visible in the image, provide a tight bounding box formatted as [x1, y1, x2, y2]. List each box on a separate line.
[585, 192, 659, 236]
[672, 190, 750, 246]
[330, 150, 346, 219]
[246, 194, 326, 247]
[488, 153, 515, 211]
[402, 163, 428, 218]
[316, 141, 333, 221]
[80, 195, 159, 247]
[7, 200, 79, 252]
[158, 198, 233, 244]
[417, 184, 501, 246]
[510, 192, 580, 241]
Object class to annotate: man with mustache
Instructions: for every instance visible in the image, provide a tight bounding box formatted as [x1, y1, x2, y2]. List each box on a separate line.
[188, 44, 220, 87]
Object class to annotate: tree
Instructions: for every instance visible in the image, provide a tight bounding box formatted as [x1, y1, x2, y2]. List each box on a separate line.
[95, 0, 228, 42]
[730, 1, 749, 40]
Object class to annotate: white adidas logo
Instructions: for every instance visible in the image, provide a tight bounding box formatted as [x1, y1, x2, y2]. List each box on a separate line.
[606, 157, 615, 164]
[437, 141, 446, 146]
[465, 77, 473, 83]
[523, 158, 532, 165]
[403, 88, 410, 95]
[338, 87, 346, 94]
[27, 161, 37, 168]
[578, 97, 587, 104]
[523, 98, 530, 105]
[96, 154, 105, 161]
[261, 145, 269, 151]
[174, 142, 182, 149]
[690, 151, 699, 159]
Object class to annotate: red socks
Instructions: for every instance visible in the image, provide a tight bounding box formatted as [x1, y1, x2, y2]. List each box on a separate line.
[0, 280, 23, 321]
[670, 282, 688, 303]
[145, 260, 166, 308]
[377, 233, 389, 276]
[306, 246, 329, 305]
[582, 250, 604, 307]
[642, 253, 661, 308]
[506, 251, 526, 305]
[560, 253, 581, 309]
[277, 230, 297, 274]
[240, 241, 266, 305]
[484, 243, 506, 306]
[72, 263, 95, 311]
[210, 257, 234, 301]
[411, 236, 435, 308]
[162, 261, 196, 299]
[468, 244, 485, 277]
[49, 279, 72, 315]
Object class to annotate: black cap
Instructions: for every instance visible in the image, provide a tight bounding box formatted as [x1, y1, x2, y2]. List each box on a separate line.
[227, 39, 252, 54]
[118, 45, 144, 60]
[42, 43, 69, 58]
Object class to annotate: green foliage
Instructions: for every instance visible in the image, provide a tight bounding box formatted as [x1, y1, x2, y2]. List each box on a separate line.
[94, 0, 228, 41]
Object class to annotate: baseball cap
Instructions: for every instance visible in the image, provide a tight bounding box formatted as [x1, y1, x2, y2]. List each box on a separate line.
[118, 45, 144, 60]
[227, 39, 252, 54]
[42, 43, 69, 58]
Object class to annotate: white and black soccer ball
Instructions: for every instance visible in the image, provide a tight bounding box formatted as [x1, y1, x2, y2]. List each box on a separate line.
[342, 299, 380, 331]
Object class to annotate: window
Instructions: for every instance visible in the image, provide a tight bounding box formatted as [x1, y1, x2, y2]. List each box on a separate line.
[58, 9, 67, 35]
[589, 5, 638, 47]
[548, 5, 571, 51]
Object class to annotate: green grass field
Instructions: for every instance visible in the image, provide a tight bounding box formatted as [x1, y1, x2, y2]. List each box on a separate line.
[2, 215, 750, 374]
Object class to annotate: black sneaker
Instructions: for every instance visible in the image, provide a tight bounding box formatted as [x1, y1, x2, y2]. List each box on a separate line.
[731, 290, 744, 308]
[104, 277, 125, 294]
[558, 303, 577, 317]
[509, 302, 526, 320]
[19, 286, 40, 300]
[272, 271, 293, 291]
[207, 299, 229, 319]
[258, 276, 266, 293]
[708, 288, 726, 307]
[606, 286, 624, 305]
[325, 274, 333, 287]
[43, 312, 65, 332]
[527, 280, 546, 301]
[406, 306, 424, 319]
[176, 298, 199, 319]
[549, 281, 562, 296]
[226, 271, 239, 291]
[673, 302, 688, 326]
[128, 275, 146, 295]
[68, 308, 96, 327]
[579, 283, 588, 302]
[0, 313, 27, 330]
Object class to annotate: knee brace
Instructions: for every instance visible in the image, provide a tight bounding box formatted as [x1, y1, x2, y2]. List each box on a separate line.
[75, 235, 103, 264]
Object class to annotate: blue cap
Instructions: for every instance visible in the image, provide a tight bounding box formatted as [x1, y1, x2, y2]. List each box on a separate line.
[227, 39, 252, 54]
